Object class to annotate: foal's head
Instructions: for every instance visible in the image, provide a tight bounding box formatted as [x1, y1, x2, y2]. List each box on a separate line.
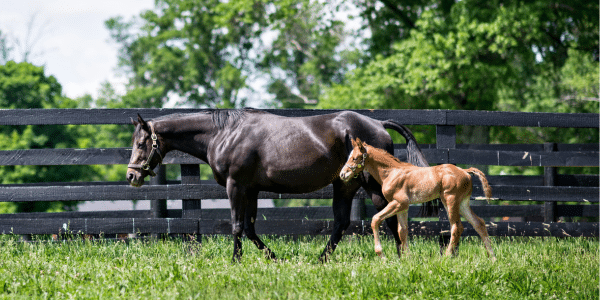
[339, 138, 368, 182]
[126, 114, 164, 187]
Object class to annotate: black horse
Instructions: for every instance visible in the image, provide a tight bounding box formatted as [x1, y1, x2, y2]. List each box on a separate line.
[126, 108, 431, 262]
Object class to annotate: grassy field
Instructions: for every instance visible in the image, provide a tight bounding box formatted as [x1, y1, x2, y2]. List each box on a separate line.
[0, 235, 596, 299]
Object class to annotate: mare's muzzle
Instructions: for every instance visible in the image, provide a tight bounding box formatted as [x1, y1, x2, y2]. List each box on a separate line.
[127, 125, 163, 184]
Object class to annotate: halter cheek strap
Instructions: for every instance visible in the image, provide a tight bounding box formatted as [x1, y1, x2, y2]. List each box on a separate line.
[127, 123, 163, 177]
[344, 153, 367, 178]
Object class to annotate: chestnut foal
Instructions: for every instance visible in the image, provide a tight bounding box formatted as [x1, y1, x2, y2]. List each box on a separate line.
[340, 138, 495, 260]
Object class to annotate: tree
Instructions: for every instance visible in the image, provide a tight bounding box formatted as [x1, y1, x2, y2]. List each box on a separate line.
[106, 0, 272, 108]
[319, 0, 598, 174]
[0, 61, 100, 213]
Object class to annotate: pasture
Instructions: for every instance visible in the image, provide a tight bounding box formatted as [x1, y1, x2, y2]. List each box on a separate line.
[0, 235, 596, 299]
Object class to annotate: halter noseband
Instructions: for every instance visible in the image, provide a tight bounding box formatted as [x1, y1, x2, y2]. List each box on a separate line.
[345, 153, 367, 178]
[127, 123, 163, 177]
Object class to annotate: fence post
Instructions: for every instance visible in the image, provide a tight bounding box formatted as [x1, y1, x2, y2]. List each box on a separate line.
[436, 125, 455, 253]
[181, 164, 202, 242]
[350, 193, 366, 221]
[543, 142, 557, 222]
[150, 165, 167, 239]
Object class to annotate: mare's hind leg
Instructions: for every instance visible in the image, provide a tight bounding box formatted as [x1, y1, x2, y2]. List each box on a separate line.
[459, 198, 496, 260]
[243, 189, 277, 260]
[362, 176, 403, 258]
[442, 195, 464, 257]
[226, 179, 246, 262]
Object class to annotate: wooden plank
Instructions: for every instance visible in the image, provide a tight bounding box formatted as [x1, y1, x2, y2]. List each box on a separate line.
[0, 148, 202, 166]
[446, 110, 598, 128]
[0, 209, 184, 219]
[196, 220, 599, 237]
[365, 205, 545, 219]
[448, 149, 599, 167]
[556, 205, 599, 218]
[472, 185, 598, 202]
[3, 175, 595, 190]
[0, 146, 595, 167]
[0, 218, 596, 237]
[399, 143, 598, 152]
[0, 218, 198, 235]
[0, 109, 596, 128]
[1, 204, 591, 222]
[484, 175, 598, 188]
[0, 184, 595, 202]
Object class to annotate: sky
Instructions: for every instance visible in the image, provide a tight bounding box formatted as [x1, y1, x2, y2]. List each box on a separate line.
[1, 1, 363, 108]
[0, 0, 155, 100]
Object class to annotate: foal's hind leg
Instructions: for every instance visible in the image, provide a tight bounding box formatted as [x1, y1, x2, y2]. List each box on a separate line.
[459, 198, 496, 260]
[396, 209, 409, 255]
[442, 195, 464, 257]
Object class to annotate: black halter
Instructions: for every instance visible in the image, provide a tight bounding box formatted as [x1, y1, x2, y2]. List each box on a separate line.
[127, 123, 163, 177]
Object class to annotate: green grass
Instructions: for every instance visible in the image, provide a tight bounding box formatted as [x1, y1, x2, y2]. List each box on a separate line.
[0, 235, 597, 299]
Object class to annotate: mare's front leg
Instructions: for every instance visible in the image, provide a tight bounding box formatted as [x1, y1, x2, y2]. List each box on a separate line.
[319, 179, 360, 262]
[226, 178, 247, 263]
[243, 189, 277, 260]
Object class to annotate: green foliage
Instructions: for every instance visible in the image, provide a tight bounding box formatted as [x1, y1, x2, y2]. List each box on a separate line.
[0, 236, 596, 298]
[0, 62, 102, 213]
[106, 0, 272, 108]
[318, 0, 598, 176]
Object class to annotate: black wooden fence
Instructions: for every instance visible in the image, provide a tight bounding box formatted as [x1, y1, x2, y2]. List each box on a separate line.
[0, 109, 597, 238]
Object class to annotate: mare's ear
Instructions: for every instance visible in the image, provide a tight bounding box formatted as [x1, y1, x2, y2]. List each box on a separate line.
[131, 117, 138, 127]
[137, 114, 150, 131]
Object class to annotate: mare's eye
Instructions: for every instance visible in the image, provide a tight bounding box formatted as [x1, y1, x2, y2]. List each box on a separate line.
[138, 142, 145, 148]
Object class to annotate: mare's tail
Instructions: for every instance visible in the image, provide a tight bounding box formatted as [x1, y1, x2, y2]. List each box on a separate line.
[465, 168, 493, 203]
[382, 120, 438, 217]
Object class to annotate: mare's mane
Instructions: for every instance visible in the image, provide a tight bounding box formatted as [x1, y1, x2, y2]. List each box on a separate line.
[152, 108, 254, 130]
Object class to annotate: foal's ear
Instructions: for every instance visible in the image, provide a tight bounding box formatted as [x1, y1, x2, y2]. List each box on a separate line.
[355, 137, 363, 147]
[131, 117, 138, 126]
[355, 138, 366, 153]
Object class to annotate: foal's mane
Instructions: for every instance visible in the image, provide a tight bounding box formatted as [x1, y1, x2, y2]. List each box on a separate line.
[364, 142, 412, 167]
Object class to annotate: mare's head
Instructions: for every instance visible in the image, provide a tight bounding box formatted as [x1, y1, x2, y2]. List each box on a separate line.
[126, 114, 164, 187]
[339, 137, 368, 182]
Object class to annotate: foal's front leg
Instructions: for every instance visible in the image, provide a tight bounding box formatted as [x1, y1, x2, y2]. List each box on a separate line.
[371, 201, 403, 257]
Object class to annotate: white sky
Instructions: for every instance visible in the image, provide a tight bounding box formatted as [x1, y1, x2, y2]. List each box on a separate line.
[0, 0, 155, 99]
[1, 1, 363, 108]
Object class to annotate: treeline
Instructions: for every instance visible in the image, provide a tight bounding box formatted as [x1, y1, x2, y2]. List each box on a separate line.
[0, 0, 597, 211]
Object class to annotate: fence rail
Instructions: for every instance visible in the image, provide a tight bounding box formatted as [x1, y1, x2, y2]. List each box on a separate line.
[0, 109, 597, 238]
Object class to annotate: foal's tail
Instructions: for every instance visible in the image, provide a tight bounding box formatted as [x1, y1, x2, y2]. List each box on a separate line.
[465, 168, 492, 203]
[382, 120, 438, 217]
